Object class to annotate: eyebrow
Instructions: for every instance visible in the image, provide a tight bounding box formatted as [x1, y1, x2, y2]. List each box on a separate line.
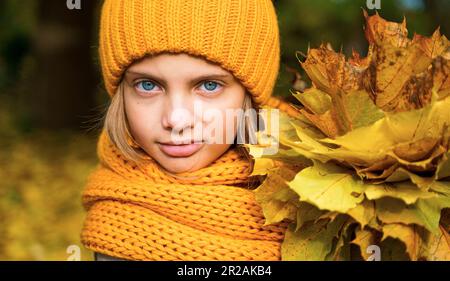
[124, 70, 233, 84]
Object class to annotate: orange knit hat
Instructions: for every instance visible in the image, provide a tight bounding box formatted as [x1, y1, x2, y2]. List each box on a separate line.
[99, 0, 280, 105]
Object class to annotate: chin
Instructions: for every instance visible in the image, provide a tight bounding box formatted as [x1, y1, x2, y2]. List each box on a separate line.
[146, 144, 229, 174]
[157, 155, 204, 174]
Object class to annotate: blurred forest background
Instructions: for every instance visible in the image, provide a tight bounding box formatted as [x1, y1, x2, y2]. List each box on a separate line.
[0, 0, 449, 260]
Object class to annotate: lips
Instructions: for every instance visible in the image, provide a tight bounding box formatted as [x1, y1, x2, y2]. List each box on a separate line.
[158, 142, 203, 157]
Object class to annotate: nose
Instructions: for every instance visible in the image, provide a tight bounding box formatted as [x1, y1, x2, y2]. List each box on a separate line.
[161, 93, 194, 132]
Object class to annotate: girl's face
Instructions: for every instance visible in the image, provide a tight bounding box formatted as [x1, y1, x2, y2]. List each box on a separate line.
[123, 53, 246, 173]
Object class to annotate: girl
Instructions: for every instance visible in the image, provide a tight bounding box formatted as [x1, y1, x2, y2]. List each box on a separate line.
[81, 0, 290, 261]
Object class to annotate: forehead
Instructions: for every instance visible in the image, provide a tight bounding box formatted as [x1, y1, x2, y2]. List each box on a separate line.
[127, 53, 231, 76]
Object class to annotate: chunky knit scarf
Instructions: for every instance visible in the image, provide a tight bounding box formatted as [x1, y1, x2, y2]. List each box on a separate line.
[80, 130, 288, 261]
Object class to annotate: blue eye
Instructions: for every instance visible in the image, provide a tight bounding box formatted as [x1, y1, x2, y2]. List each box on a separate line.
[136, 81, 157, 92]
[201, 81, 221, 92]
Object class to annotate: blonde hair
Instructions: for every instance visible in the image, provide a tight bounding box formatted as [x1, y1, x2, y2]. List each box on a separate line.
[104, 81, 258, 165]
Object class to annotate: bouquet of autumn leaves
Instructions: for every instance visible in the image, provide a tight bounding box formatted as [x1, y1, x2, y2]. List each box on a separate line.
[250, 12, 450, 261]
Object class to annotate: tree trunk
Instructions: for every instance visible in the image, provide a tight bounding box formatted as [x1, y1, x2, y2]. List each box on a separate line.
[29, 0, 100, 130]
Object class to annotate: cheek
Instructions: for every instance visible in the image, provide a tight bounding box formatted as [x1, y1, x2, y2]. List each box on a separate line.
[124, 96, 160, 142]
[203, 90, 246, 142]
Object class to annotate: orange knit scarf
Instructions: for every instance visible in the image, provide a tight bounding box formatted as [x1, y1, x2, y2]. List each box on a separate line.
[80, 130, 288, 261]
